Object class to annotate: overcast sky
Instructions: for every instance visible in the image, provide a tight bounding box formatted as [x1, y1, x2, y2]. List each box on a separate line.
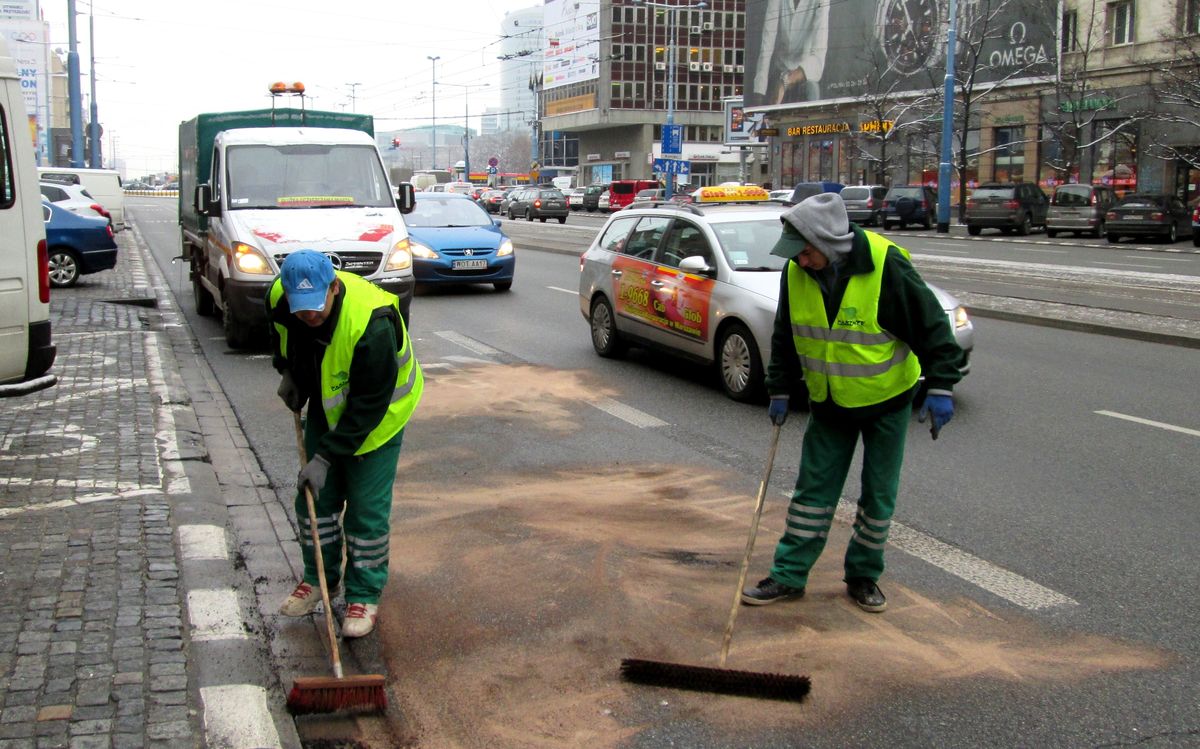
[39, 0, 543, 176]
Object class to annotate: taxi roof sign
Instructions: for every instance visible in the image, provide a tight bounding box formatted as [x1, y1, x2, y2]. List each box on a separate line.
[694, 185, 770, 203]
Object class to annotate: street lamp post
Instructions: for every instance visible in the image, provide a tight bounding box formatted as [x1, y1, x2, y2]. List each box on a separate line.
[436, 81, 489, 184]
[87, 5, 100, 168]
[66, 0, 84, 167]
[634, 0, 706, 199]
[427, 56, 440, 169]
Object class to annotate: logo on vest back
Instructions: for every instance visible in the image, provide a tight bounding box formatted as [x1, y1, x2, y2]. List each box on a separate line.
[837, 306, 864, 327]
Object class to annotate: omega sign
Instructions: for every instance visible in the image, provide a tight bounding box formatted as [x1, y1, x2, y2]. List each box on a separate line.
[991, 22, 1050, 69]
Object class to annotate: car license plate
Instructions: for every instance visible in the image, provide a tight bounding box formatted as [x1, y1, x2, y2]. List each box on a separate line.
[452, 259, 487, 270]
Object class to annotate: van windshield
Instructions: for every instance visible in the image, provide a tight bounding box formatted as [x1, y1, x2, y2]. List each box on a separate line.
[226, 144, 394, 209]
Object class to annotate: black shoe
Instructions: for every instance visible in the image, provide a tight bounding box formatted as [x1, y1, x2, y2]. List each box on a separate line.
[741, 577, 805, 606]
[846, 578, 887, 612]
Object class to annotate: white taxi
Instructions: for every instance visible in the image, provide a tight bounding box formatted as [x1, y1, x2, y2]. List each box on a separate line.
[578, 185, 974, 402]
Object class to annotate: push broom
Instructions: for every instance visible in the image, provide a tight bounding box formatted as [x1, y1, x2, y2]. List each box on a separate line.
[286, 411, 387, 715]
[621, 423, 811, 701]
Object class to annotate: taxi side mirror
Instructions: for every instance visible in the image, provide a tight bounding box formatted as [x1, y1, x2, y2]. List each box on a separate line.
[679, 256, 714, 275]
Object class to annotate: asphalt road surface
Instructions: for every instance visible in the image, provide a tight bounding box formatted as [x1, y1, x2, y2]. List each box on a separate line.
[129, 197, 1200, 748]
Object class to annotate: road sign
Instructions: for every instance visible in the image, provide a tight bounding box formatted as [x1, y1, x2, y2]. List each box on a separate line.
[662, 124, 683, 156]
[488, 156, 499, 167]
[653, 157, 690, 176]
[487, 166, 498, 175]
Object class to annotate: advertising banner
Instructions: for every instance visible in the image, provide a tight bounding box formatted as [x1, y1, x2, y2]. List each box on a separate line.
[542, 0, 601, 91]
[1, 19, 49, 154]
[742, 0, 1057, 110]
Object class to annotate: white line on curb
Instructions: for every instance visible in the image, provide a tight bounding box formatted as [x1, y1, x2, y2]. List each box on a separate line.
[187, 589, 249, 642]
[200, 684, 282, 749]
[436, 330, 501, 356]
[1096, 410, 1200, 437]
[179, 525, 229, 561]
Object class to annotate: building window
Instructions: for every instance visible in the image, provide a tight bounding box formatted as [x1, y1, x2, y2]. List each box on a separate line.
[1186, 0, 1200, 33]
[993, 126, 1025, 182]
[1061, 10, 1078, 52]
[1107, 1, 1135, 45]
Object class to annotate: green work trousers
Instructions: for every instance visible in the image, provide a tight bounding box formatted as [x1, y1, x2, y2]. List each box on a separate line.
[296, 422, 404, 605]
[769, 404, 910, 589]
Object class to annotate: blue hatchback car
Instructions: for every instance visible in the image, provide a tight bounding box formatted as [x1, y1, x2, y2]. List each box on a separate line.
[407, 193, 515, 291]
[42, 200, 117, 288]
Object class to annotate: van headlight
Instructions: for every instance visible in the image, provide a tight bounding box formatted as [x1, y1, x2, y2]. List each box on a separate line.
[496, 238, 514, 257]
[386, 238, 414, 270]
[232, 242, 273, 275]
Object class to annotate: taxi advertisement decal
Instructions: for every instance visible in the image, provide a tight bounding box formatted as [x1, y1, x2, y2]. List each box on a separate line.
[613, 256, 715, 340]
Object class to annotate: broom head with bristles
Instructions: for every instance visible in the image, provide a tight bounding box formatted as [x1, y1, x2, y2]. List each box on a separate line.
[620, 658, 811, 702]
[286, 674, 388, 715]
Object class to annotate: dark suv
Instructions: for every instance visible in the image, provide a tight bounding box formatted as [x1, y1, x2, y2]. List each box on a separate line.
[506, 187, 569, 223]
[881, 185, 937, 230]
[581, 183, 609, 212]
[965, 183, 1049, 236]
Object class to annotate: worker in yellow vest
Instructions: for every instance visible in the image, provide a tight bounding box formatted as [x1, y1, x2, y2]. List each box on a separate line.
[267, 250, 423, 637]
[742, 193, 962, 613]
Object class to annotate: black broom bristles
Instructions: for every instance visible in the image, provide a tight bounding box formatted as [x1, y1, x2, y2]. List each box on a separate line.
[620, 658, 811, 702]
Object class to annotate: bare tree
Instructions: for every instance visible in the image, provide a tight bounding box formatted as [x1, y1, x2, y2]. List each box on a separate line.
[1146, 2, 1200, 172]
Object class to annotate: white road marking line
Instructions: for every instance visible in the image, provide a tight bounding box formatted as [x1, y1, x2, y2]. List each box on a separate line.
[548, 285, 579, 295]
[781, 494, 1078, 610]
[187, 589, 249, 642]
[200, 684, 282, 749]
[1125, 255, 1193, 262]
[436, 330, 501, 356]
[443, 355, 494, 366]
[590, 397, 669, 428]
[179, 525, 229, 561]
[1090, 261, 1161, 269]
[1096, 410, 1200, 437]
[1010, 247, 1068, 254]
[145, 331, 190, 494]
[0, 488, 162, 518]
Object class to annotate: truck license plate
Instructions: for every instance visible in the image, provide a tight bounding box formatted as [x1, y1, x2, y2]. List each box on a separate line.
[452, 259, 487, 270]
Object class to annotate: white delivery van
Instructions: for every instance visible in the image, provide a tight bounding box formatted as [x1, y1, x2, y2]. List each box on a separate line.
[0, 40, 56, 396]
[38, 166, 125, 231]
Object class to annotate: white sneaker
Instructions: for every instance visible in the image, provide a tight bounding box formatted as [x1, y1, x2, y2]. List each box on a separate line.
[341, 603, 378, 638]
[279, 581, 341, 617]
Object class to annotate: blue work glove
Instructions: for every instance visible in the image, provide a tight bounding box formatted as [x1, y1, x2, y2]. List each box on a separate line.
[768, 395, 789, 426]
[917, 393, 954, 440]
[277, 370, 305, 413]
[297, 454, 330, 495]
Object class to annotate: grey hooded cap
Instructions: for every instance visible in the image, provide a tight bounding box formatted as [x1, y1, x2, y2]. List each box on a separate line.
[771, 192, 854, 262]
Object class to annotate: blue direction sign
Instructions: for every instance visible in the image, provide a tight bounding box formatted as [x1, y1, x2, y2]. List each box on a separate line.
[662, 124, 683, 155]
[653, 157, 690, 175]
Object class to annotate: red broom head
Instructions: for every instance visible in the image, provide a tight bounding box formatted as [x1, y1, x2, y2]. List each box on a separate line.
[286, 676, 388, 715]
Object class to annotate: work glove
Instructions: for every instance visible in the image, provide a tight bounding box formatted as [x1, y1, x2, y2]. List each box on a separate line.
[277, 370, 305, 413]
[917, 393, 954, 440]
[768, 395, 789, 427]
[297, 454, 330, 495]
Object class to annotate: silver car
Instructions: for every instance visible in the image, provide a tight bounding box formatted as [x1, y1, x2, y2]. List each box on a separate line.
[578, 186, 974, 402]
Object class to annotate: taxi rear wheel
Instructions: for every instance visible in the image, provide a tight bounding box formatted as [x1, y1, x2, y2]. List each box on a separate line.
[590, 297, 625, 357]
[718, 323, 763, 402]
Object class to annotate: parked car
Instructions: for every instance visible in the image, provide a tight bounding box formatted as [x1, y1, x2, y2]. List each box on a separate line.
[405, 193, 514, 291]
[123, 180, 152, 191]
[785, 181, 843, 205]
[578, 185, 974, 402]
[443, 181, 476, 195]
[42, 200, 118, 288]
[1192, 201, 1200, 247]
[507, 186, 569, 223]
[1045, 184, 1117, 238]
[565, 188, 586, 211]
[479, 189, 507, 214]
[627, 188, 666, 208]
[607, 179, 659, 212]
[160, 181, 179, 192]
[840, 185, 889, 226]
[965, 183, 1049, 236]
[597, 190, 611, 212]
[1104, 194, 1191, 244]
[768, 189, 792, 201]
[881, 185, 938, 230]
[582, 183, 608, 212]
[39, 181, 110, 225]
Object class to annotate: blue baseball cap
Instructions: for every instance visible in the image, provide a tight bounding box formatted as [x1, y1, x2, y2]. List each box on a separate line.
[280, 250, 336, 312]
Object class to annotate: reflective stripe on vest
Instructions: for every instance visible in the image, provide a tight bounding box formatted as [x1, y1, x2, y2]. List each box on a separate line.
[268, 271, 423, 454]
[787, 231, 921, 406]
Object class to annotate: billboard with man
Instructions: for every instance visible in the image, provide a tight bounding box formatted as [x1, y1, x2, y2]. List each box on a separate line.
[742, 0, 1057, 109]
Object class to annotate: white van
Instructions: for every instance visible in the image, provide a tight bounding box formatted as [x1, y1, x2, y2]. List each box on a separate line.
[38, 166, 125, 231]
[0, 40, 56, 396]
